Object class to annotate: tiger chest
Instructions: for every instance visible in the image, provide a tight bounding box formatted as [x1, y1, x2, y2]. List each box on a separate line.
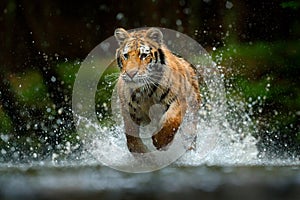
[125, 86, 172, 126]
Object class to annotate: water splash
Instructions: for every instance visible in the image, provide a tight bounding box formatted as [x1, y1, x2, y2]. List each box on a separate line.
[79, 61, 259, 169]
[2, 28, 299, 169]
[176, 61, 259, 166]
[70, 27, 262, 169]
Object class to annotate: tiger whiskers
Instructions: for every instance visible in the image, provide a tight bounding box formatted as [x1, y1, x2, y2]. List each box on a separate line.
[141, 77, 155, 94]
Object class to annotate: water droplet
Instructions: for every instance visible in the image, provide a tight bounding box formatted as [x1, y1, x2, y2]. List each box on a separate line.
[226, 1, 233, 9]
[176, 19, 182, 26]
[183, 8, 191, 14]
[56, 119, 62, 125]
[58, 108, 63, 115]
[0, 134, 9, 142]
[116, 13, 124, 20]
[52, 153, 59, 162]
[51, 76, 56, 82]
[1, 149, 7, 155]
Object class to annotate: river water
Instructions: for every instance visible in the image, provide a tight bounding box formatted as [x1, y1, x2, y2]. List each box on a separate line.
[1, 29, 300, 199]
[1, 83, 300, 200]
[1, 162, 300, 200]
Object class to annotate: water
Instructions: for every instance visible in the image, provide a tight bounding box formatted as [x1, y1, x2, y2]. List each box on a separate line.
[1, 163, 300, 200]
[1, 74, 300, 199]
[70, 28, 265, 172]
[1, 29, 300, 199]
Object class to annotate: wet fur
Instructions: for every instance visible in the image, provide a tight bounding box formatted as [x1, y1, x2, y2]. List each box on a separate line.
[114, 28, 201, 153]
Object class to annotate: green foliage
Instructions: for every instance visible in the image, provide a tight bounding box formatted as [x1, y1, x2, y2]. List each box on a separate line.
[213, 39, 300, 156]
[234, 76, 270, 100]
[95, 62, 119, 125]
[55, 60, 81, 88]
[6, 0, 16, 13]
[10, 70, 49, 105]
[0, 108, 12, 133]
[281, 1, 300, 9]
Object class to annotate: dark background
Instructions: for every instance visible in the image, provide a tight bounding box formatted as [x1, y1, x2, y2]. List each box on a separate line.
[0, 0, 299, 161]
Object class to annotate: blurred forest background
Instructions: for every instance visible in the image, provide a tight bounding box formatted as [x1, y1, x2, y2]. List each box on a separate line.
[0, 0, 299, 161]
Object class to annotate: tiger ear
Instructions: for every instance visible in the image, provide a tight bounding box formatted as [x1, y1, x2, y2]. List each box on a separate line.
[114, 28, 130, 45]
[146, 28, 163, 44]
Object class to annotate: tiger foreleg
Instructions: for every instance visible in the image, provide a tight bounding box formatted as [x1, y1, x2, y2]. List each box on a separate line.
[123, 111, 149, 153]
[152, 102, 183, 150]
[125, 134, 149, 153]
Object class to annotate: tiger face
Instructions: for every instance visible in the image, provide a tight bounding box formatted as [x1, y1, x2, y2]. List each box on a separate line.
[114, 28, 166, 85]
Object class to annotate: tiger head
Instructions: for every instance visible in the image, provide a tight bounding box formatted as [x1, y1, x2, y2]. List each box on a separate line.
[114, 28, 166, 84]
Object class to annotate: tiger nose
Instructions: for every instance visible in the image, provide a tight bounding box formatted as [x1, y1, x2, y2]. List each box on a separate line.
[126, 69, 138, 79]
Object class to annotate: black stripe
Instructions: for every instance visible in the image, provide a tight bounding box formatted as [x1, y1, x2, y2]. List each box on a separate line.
[117, 56, 122, 68]
[171, 51, 197, 72]
[149, 84, 158, 97]
[130, 113, 141, 124]
[189, 63, 198, 74]
[128, 102, 136, 112]
[131, 93, 136, 102]
[165, 103, 171, 112]
[171, 51, 183, 58]
[154, 51, 158, 63]
[158, 48, 166, 65]
[128, 102, 133, 108]
[164, 96, 176, 111]
[160, 88, 170, 102]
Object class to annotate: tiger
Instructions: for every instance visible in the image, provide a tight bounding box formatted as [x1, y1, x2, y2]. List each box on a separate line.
[114, 27, 201, 153]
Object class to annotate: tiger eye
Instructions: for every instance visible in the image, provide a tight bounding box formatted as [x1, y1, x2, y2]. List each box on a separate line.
[123, 53, 129, 60]
[140, 53, 148, 60]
